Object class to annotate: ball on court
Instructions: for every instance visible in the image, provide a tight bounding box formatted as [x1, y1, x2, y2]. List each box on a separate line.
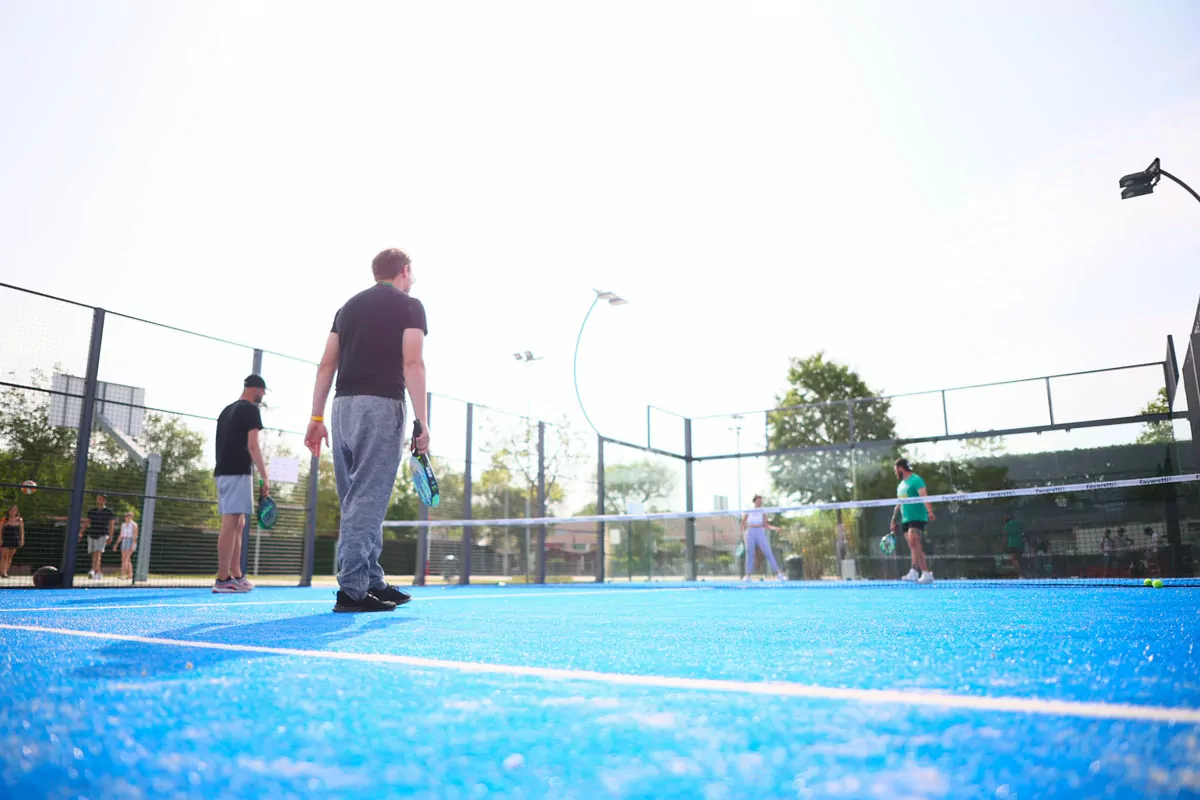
[1153, 579, 1163, 589]
[1144, 578, 1153, 587]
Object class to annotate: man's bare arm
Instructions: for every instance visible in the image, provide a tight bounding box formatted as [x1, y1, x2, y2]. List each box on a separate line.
[247, 429, 269, 492]
[403, 329, 428, 452]
[311, 333, 339, 419]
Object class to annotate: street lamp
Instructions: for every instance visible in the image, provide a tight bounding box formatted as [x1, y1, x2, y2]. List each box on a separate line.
[573, 289, 628, 436]
[1119, 158, 1200, 205]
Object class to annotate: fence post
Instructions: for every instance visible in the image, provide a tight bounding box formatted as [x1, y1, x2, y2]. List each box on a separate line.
[595, 435, 605, 582]
[300, 452, 319, 586]
[536, 421, 546, 584]
[684, 418, 696, 581]
[240, 348, 263, 579]
[60, 307, 105, 587]
[133, 454, 160, 583]
[461, 402, 473, 585]
[413, 392, 431, 586]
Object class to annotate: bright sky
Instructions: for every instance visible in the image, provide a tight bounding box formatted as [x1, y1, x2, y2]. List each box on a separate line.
[2, 1, 1199, 514]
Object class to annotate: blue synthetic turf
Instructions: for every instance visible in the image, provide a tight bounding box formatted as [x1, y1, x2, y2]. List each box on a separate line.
[1, 584, 1198, 799]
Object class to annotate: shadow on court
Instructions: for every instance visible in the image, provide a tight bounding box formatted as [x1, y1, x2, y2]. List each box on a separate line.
[72, 609, 416, 682]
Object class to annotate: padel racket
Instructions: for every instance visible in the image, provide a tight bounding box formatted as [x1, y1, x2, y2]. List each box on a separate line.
[410, 420, 440, 507]
[257, 480, 278, 530]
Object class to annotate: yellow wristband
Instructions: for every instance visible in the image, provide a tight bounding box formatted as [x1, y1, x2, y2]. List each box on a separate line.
[311, 416, 324, 422]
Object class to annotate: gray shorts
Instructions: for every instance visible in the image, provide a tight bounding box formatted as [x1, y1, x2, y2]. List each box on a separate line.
[216, 474, 253, 516]
[87, 536, 106, 554]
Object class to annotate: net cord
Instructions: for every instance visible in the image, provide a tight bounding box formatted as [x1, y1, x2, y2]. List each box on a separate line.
[383, 472, 1200, 529]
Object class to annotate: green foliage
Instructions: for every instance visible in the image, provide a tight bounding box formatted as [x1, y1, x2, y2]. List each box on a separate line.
[767, 353, 897, 504]
[603, 460, 675, 513]
[1136, 388, 1174, 445]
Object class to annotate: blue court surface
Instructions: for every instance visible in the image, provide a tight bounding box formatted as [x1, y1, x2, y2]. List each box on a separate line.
[1, 583, 1199, 799]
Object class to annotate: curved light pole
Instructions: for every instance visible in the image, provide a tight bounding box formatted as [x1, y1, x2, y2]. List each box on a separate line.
[573, 289, 628, 436]
[1119, 158, 1200, 206]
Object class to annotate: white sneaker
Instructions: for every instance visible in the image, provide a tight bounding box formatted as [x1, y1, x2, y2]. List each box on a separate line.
[918, 571, 935, 584]
[901, 568, 919, 582]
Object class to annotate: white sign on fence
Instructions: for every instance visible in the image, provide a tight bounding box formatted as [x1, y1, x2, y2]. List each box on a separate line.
[270, 456, 300, 484]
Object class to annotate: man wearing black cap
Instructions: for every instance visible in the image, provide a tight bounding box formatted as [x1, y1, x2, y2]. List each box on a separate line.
[212, 374, 270, 594]
[891, 457, 935, 584]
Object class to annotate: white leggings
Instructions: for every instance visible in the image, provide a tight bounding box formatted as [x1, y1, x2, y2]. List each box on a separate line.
[745, 529, 781, 574]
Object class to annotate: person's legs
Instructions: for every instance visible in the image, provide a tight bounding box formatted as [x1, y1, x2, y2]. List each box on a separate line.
[744, 534, 757, 577]
[906, 523, 932, 582]
[0, 548, 10, 576]
[90, 540, 103, 577]
[217, 514, 243, 579]
[333, 395, 405, 603]
[751, 529, 783, 576]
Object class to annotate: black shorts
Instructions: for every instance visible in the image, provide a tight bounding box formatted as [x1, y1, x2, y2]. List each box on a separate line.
[903, 521, 926, 533]
[1006, 544, 1023, 556]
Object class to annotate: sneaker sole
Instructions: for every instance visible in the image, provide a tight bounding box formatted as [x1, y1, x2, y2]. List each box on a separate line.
[332, 604, 397, 613]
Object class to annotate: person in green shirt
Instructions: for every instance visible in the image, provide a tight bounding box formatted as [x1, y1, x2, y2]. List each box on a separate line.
[890, 458, 936, 584]
[1003, 514, 1025, 577]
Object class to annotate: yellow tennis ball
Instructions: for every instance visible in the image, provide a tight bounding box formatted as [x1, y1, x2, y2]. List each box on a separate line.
[1144, 578, 1153, 587]
[1152, 579, 1164, 589]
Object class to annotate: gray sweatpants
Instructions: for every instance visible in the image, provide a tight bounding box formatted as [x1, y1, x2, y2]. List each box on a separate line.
[332, 394, 405, 600]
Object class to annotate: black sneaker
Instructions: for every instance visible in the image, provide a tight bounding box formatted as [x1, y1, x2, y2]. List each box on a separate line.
[369, 585, 412, 607]
[333, 590, 397, 613]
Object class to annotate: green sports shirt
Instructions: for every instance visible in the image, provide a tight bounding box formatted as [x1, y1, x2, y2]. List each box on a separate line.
[1004, 519, 1024, 548]
[897, 473, 928, 524]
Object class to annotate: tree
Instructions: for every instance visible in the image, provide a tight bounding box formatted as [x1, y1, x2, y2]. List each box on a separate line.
[0, 374, 219, 529]
[1136, 388, 1174, 445]
[478, 414, 586, 516]
[603, 460, 675, 513]
[598, 459, 675, 577]
[767, 353, 898, 505]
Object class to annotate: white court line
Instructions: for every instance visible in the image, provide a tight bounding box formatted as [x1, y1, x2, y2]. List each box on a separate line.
[2, 622, 1198, 725]
[0, 588, 699, 614]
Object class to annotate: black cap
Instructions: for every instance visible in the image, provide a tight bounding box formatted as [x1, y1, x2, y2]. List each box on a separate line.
[244, 374, 267, 390]
[894, 457, 913, 471]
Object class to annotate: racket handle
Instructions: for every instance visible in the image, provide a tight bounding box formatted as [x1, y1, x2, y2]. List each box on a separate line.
[413, 419, 424, 436]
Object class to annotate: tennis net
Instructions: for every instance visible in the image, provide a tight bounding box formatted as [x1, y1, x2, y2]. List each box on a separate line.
[384, 472, 1200, 585]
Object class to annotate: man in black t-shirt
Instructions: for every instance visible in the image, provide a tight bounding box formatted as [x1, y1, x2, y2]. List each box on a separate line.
[78, 493, 115, 580]
[305, 247, 430, 613]
[212, 374, 270, 594]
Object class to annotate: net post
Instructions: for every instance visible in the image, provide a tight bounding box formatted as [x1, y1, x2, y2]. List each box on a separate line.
[239, 348, 263, 580]
[461, 402, 473, 585]
[684, 418, 696, 581]
[1045, 377, 1055, 425]
[941, 390, 949, 436]
[60, 307, 106, 587]
[299, 452, 318, 586]
[536, 421, 547, 584]
[413, 392, 431, 586]
[595, 435, 605, 583]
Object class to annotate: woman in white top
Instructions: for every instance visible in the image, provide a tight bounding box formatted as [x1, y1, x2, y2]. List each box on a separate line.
[740, 494, 785, 580]
[118, 510, 138, 580]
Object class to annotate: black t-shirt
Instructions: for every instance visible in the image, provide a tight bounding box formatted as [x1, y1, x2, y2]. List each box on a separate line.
[86, 507, 115, 538]
[214, 399, 264, 476]
[332, 283, 428, 400]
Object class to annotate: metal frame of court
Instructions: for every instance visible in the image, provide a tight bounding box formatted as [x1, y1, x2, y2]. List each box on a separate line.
[2, 280, 1198, 589]
[413, 296, 1200, 586]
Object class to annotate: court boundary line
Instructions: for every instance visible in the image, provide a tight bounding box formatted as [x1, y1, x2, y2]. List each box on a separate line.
[0, 587, 700, 614]
[3, 622, 1198, 724]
